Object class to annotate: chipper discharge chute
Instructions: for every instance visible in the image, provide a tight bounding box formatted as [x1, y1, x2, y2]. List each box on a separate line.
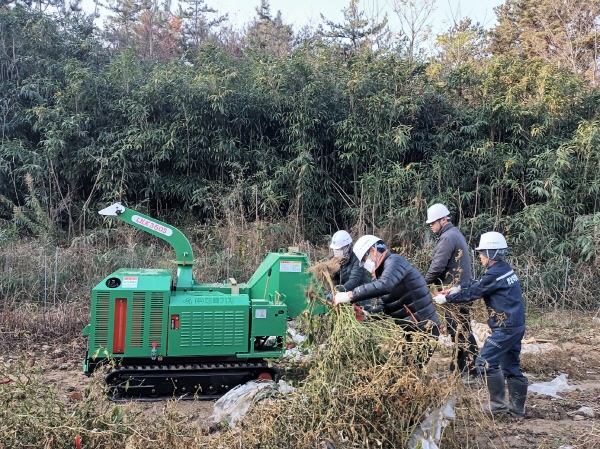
[82, 203, 325, 401]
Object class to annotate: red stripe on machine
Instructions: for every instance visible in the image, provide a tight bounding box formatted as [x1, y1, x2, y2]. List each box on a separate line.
[113, 298, 128, 354]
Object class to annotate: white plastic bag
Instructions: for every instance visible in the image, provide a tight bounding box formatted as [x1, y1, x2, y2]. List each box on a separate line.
[528, 374, 578, 399]
[287, 328, 306, 344]
[407, 399, 455, 449]
[211, 380, 294, 428]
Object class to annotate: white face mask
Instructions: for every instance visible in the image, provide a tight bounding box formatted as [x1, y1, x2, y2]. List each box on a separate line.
[363, 258, 376, 273]
[333, 249, 345, 257]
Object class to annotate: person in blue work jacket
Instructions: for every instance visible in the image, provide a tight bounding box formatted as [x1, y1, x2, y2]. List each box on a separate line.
[433, 231, 528, 417]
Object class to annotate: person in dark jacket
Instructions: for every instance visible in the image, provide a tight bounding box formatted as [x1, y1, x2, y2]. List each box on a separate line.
[328, 231, 372, 308]
[434, 232, 528, 417]
[334, 235, 440, 365]
[425, 203, 478, 382]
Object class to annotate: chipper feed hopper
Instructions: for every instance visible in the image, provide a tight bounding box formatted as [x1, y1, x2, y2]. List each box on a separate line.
[82, 203, 325, 400]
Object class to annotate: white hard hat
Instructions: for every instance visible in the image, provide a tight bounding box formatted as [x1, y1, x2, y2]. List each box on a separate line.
[353, 235, 382, 260]
[426, 203, 450, 224]
[330, 230, 352, 249]
[476, 232, 507, 250]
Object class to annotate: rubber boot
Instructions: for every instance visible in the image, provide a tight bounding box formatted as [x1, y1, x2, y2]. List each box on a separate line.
[507, 376, 528, 417]
[482, 370, 508, 414]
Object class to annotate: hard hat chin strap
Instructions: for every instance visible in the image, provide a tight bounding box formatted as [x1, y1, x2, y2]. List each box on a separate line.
[481, 248, 506, 263]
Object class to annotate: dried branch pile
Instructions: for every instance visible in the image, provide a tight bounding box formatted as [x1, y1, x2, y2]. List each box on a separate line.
[213, 302, 450, 448]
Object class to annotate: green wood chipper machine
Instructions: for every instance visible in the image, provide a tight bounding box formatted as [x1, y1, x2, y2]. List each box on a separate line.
[82, 203, 325, 400]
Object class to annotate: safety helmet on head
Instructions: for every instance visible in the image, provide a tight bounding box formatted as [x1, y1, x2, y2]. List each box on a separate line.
[330, 230, 352, 249]
[426, 203, 450, 224]
[476, 231, 508, 261]
[476, 232, 507, 250]
[353, 235, 383, 261]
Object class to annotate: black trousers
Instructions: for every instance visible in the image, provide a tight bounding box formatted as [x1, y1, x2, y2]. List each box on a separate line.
[445, 306, 478, 374]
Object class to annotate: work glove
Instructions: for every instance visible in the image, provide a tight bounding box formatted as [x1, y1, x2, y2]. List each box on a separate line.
[433, 294, 447, 305]
[334, 291, 351, 305]
[326, 293, 333, 302]
[449, 285, 461, 295]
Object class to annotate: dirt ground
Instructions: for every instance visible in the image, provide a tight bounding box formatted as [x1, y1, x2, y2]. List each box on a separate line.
[4, 311, 600, 448]
[433, 312, 600, 448]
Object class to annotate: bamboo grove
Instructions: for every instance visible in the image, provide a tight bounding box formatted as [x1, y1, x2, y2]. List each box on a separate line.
[2, 0, 600, 278]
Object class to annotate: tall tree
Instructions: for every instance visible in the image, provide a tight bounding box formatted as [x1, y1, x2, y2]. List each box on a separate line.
[491, 0, 600, 83]
[103, 0, 142, 51]
[433, 18, 487, 70]
[391, 0, 436, 61]
[103, 0, 183, 59]
[133, 0, 183, 60]
[319, 0, 388, 54]
[177, 0, 227, 56]
[245, 0, 292, 58]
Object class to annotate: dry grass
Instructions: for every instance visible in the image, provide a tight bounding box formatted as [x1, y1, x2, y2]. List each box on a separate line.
[0, 301, 89, 350]
[3, 225, 600, 448]
[521, 349, 588, 379]
[0, 359, 202, 448]
[306, 257, 342, 287]
[211, 304, 450, 449]
[574, 430, 600, 448]
[0, 215, 322, 305]
[0, 303, 457, 449]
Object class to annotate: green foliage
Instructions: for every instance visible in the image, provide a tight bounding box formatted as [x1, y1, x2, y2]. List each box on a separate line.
[491, 0, 600, 83]
[318, 0, 389, 52]
[2, 1, 600, 295]
[1, 173, 64, 244]
[245, 0, 293, 58]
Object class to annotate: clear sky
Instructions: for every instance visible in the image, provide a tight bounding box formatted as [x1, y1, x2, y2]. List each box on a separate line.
[82, 0, 506, 37]
[210, 0, 506, 34]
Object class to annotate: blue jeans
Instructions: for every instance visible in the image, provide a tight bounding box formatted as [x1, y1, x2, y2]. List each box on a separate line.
[475, 325, 526, 378]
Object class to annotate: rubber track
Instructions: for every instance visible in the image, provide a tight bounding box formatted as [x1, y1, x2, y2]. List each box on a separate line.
[105, 361, 276, 402]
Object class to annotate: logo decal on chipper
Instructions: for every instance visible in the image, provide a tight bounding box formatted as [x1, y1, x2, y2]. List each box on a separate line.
[122, 276, 138, 288]
[280, 261, 302, 273]
[131, 215, 173, 236]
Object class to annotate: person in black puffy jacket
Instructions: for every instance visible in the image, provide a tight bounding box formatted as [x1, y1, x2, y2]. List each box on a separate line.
[434, 232, 528, 418]
[334, 235, 440, 365]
